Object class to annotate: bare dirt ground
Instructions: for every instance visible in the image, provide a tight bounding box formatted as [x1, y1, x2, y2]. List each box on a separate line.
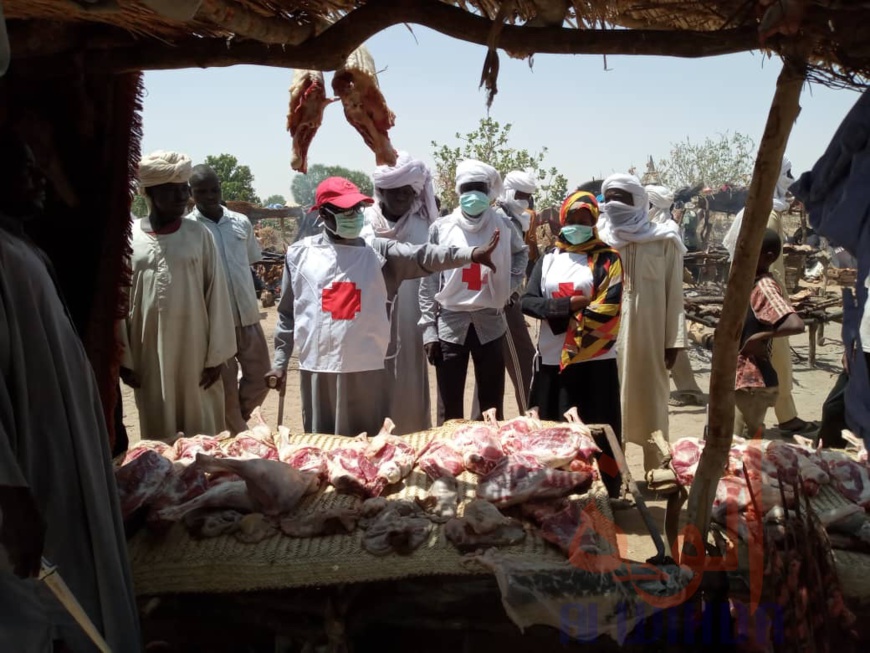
[120, 301, 843, 560]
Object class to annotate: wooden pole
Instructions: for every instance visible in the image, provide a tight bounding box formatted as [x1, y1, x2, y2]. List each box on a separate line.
[684, 56, 807, 552]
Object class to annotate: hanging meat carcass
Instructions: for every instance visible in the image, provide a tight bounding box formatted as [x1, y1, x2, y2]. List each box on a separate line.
[331, 45, 398, 166]
[287, 69, 334, 174]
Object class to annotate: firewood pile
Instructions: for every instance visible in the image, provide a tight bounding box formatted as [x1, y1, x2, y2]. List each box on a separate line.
[685, 286, 842, 326]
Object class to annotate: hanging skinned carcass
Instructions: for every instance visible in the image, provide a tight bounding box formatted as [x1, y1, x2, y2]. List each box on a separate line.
[287, 69, 335, 174]
[331, 45, 398, 166]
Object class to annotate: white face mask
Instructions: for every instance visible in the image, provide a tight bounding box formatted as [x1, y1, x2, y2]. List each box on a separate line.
[516, 210, 531, 232]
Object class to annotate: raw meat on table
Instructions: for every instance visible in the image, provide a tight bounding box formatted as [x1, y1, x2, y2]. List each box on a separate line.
[360, 502, 431, 556]
[234, 513, 277, 544]
[476, 455, 593, 507]
[502, 422, 599, 469]
[194, 454, 319, 516]
[763, 440, 829, 495]
[115, 450, 174, 520]
[366, 418, 416, 489]
[445, 500, 526, 552]
[537, 501, 613, 560]
[279, 443, 328, 486]
[174, 435, 223, 462]
[326, 435, 381, 497]
[220, 433, 278, 461]
[120, 440, 176, 465]
[184, 509, 243, 539]
[817, 450, 870, 508]
[451, 418, 505, 476]
[145, 462, 209, 531]
[669, 437, 704, 486]
[416, 439, 465, 480]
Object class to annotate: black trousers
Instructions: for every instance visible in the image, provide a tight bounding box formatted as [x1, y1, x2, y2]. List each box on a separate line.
[530, 357, 623, 497]
[815, 370, 849, 448]
[437, 325, 505, 421]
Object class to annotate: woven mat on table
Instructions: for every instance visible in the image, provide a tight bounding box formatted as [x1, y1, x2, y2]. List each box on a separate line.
[128, 421, 616, 596]
[810, 485, 870, 603]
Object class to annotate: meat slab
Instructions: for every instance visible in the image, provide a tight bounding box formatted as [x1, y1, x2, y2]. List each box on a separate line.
[476, 455, 593, 507]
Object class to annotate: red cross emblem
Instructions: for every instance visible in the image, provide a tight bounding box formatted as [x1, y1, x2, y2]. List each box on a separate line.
[322, 281, 362, 320]
[461, 263, 486, 291]
[552, 282, 583, 299]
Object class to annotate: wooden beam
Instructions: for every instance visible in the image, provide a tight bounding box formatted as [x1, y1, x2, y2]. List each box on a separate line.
[684, 56, 806, 554]
[10, 0, 762, 75]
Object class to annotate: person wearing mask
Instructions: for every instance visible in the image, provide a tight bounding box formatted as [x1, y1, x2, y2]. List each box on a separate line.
[419, 160, 520, 421]
[189, 165, 271, 435]
[597, 173, 687, 474]
[723, 155, 816, 434]
[0, 130, 140, 652]
[488, 169, 534, 413]
[362, 152, 440, 434]
[267, 177, 500, 437]
[119, 151, 237, 441]
[521, 191, 624, 497]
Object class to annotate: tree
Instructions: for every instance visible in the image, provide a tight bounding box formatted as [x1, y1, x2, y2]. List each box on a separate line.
[291, 165, 374, 208]
[264, 194, 287, 207]
[431, 117, 568, 211]
[657, 132, 756, 190]
[204, 153, 261, 205]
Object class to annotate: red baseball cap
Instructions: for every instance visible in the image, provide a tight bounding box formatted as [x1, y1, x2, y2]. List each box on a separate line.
[313, 177, 374, 210]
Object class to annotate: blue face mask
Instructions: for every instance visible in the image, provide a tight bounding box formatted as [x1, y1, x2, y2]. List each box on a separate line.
[325, 207, 365, 239]
[459, 191, 490, 217]
[561, 224, 595, 245]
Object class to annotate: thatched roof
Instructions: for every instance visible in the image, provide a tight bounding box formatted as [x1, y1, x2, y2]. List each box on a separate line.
[5, 2, 869, 89]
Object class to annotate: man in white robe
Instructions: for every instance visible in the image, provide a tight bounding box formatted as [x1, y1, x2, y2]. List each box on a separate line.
[267, 177, 500, 437]
[119, 151, 237, 441]
[0, 132, 140, 652]
[722, 155, 815, 433]
[648, 185, 706, 406]
[598, 174, 687, 473]
[189, 165, 270, 435]
[362, 152, 439, 434]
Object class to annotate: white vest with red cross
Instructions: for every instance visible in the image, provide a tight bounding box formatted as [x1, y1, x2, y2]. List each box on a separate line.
[287, 236, 390, 373]
[434, 208, 511, 311]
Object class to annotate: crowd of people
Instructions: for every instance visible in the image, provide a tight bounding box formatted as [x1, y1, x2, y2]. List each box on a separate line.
[1, 131, 856, 651]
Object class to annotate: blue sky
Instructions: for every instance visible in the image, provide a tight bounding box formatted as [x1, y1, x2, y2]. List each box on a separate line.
[141, 24, 861, 203]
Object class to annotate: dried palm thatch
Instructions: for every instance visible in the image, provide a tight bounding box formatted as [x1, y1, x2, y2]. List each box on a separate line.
[4, 1, 870, 93]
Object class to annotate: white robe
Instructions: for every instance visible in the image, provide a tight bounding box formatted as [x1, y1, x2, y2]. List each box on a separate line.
[363, 205, 432, 434]
[616, 239, 687, 472]
[0, 226, 140, 652]
[119, 218, 237, 441]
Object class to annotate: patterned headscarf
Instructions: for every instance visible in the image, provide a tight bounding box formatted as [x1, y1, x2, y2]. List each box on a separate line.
[559, 190, 600, 225]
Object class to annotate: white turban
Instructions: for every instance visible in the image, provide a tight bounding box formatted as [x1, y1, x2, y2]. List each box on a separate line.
[646, 184, 675, 224]
[598, 173, 685, 253]
[372, 151, 438, 223]
[455, 159, 502, 200]
[503, 170, 537, 196]
[137, 150, 193, 191]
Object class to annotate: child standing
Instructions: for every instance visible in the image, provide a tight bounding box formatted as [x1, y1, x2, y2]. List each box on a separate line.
[735, 229, 805, 437]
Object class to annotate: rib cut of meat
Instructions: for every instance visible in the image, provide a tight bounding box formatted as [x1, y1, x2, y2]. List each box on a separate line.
[115, 450, 174, 520]
[476, 455, 593, 507]
[326, 435, 381, 497]
[279, 443, 328, 484]
[287, 69, 334, 174]
[416, 439, 465, 480]
[502, 423, 599, 469]
[451, 423, 505, 476]
[194, 453, 319, 516]
[220, 433, 278, 461]
[366, 431, 416, 491]
[331, 45, 397, 166]
[174, 435, 223, 462]
[763, 440, 828, 495]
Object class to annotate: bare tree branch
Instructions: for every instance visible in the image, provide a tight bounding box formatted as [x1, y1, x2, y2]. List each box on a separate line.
[10, 0, 762, 76]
